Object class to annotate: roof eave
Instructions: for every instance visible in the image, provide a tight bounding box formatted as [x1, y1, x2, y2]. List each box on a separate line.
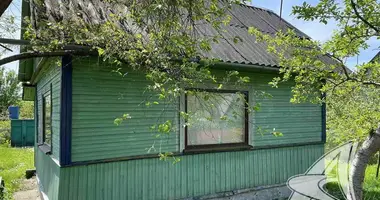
[0, 0, 12, 17]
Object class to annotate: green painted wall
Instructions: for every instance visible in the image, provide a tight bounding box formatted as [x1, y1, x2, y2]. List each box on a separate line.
[35, 149, 60, 200]
[33, 58, 324, 200]
[34, 61, 62, 200]
[71, 59, 178, 162]
[36, 63, 61, 160]
[71, 59, 322, 162]
[59, 143, 324, 200]
[241, 71, 322, 146]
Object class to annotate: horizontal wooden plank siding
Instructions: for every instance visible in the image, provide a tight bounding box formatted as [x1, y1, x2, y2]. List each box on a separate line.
[71, 59, 322, 162]
[242, 71, 322, 146]
[59, 143, 324, 200]
[36, 63, 61, 160]
[71, 59, 179, 162]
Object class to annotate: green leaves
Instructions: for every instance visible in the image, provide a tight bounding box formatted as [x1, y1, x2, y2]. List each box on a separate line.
[233, 36, 243, 44]
[271, 128, 283, 137]
[97, 48, 105, 56]
[114, 113, 132, 126]
[238, 76, 250, 84]
[157, 120, 172, 134]
[159, 152, 180, 164]
[248, 0, 380, 152]
[200, 40, 212, 51]
[247, 27, 257, 35]
[220, 115, 227, 120]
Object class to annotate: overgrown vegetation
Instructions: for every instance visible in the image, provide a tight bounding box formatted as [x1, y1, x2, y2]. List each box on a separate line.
[17, 101, 34, 119]
[0, 145, 34, 200]
[326, 87, 380, 151]
[248, 0, 379, 199]
[326, 164, 380, 200]
[0, 67, 20, 117]
[0, 120, 10, 144]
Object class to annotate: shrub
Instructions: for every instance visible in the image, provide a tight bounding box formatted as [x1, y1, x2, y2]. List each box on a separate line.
[0, 120, 10, 145]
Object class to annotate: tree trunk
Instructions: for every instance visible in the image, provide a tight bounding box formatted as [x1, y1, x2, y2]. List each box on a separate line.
[348, 124, 380, 200]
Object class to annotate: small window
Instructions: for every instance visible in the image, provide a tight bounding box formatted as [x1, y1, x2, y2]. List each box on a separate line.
[42, 90, 52, 148]
[185, 89, 249, 150]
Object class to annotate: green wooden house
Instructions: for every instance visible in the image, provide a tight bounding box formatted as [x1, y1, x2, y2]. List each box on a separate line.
[20, 1, 327, 200]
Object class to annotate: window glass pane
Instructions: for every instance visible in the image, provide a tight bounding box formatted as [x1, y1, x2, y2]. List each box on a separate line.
[43, 94, 52, 146]
[187, 92, 246, 145]
[38, 106, 43, 144]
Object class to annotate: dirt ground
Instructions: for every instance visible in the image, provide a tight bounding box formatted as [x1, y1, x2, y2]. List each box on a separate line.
[13, 177, 40, 200]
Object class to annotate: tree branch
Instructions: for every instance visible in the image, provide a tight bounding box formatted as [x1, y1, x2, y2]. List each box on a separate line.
[0, 50, 96, 66]
[328, 53, 352, 78]
[350, 0, 379, 33]
[0, 43, 12, 52]
[349, 77, 380, 87]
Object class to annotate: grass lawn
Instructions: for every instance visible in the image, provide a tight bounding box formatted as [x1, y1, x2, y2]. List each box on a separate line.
[326, 164, 380, 200]
[0, 144, 34, 199]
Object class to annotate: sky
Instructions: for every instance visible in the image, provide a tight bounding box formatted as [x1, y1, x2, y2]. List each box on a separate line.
[0, 0, 379, 72]
[250, 0, 380, 69]
[1, 0, 21, 72]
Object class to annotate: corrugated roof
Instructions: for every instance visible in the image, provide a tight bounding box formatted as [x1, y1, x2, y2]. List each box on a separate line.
[370, 52, 380, 63]
[195, 3, 337, 67]
[30, 1, 336, 68]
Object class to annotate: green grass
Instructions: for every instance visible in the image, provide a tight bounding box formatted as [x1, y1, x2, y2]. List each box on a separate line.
[0, 144, 34, 199]
[326, 164, 380, 200]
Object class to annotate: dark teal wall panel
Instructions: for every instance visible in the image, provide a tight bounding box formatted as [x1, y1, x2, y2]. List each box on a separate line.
[36, 63, 61, 160]
[71, 59, 322, 162]
[59, 144, 324, 200]
[10, 120, 35, 147]
[34, 60, 62, 200]
[35, 149, 60, 200]
[71, 59, 179, 162]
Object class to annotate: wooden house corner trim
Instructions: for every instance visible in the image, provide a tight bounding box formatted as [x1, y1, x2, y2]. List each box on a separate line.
[60, 55, 73, 166]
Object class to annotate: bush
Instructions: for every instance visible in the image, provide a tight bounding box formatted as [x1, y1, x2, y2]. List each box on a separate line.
[0, 120, 10, 145]
[17, 101, 34, 119]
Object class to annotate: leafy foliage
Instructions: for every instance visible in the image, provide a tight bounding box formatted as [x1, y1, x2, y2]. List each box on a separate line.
[327, 87, 380, 149]
[0, 14, 16, 38]
[17, 101, 34, 119]
[248, 1, 379, 199]
[0, 67, 20, 118]
[25, 0, 274, 143]
[0, 120, 10, 144]
[0, 13, 18, 55]
[26, 0, 243, 95]
[248, 0, 379, 133]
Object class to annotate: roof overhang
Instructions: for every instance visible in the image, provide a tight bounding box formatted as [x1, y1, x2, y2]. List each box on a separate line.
[0, 0, 12, 17]
[370, 52, 380, 63]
